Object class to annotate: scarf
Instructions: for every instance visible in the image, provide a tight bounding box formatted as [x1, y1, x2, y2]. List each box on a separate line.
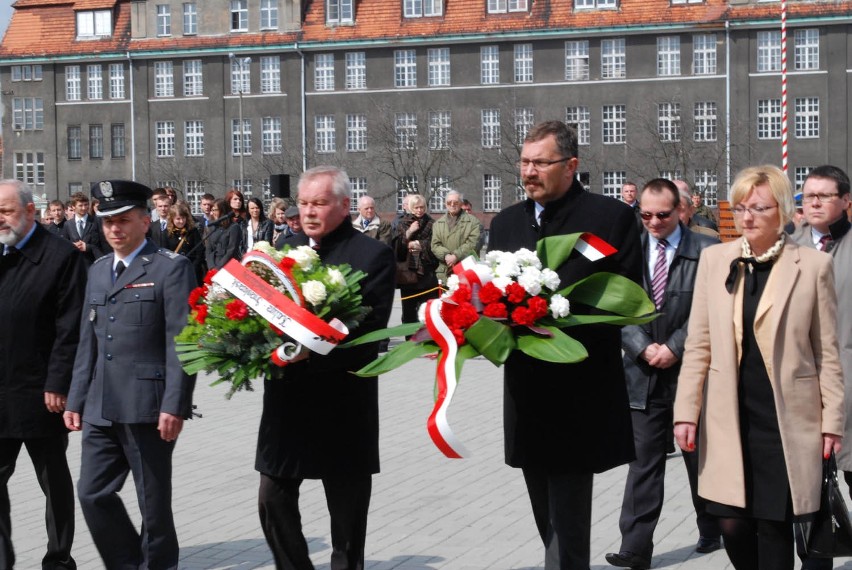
[725, 234, 785, 294]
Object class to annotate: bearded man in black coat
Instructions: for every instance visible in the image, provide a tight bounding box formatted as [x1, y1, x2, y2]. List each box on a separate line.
[0, 180, 87, 569]
[489, 121, 643, 570]
[258, 166, 395, 570]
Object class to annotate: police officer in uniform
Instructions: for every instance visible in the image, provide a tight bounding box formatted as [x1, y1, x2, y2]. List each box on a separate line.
[64, 180, 196, 570]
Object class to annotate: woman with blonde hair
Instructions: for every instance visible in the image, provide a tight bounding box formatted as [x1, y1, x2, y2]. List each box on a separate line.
[674, 164, 844, 569]
[165, 200, 204, 284]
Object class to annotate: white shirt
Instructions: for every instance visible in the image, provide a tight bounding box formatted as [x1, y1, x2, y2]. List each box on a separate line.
[113, 240, 147, 274]
[647, 225, 682, 279]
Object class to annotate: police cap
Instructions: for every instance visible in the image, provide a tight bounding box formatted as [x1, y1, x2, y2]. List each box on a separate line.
[92, 180, 153, 217]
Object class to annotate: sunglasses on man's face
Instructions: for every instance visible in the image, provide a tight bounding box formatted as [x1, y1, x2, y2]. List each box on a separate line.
[639, 210, 674, 221]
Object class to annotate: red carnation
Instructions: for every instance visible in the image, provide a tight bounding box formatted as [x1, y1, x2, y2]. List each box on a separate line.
[194, 304, 208, 324]
[527, 296, 549, 320]
[505, 282, 527, 304]
[478, 282, 503, 305]
[225, 299, 249, 321]
[511, 306, 535, 327]
[452, 328, 466, 346]
[451, 284, 472, 304]
[279, 257, 295, 270]
[441, 301, 479, 330]
[203, 268, 218, 285]
[483, 301, 508, 319]
[188, 286, 207, 308]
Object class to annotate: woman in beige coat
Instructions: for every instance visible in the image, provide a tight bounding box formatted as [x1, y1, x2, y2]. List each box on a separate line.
[673, 165, 844, 570]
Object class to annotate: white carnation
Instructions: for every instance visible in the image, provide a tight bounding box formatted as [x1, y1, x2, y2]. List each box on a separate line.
[326, 268, 346, 290]
[494, 256, 521, 278]
[549, 294, 571, 319]
[445, 274, 460, 293]
[517, 267, 542, 296]
[302, 280, 327, 306]
[515, 248, 542, 269]
[540, 268, 561, 291]
[252, 241, 276, 256]
[485, 250, 505, 266]
[287, 245, 319, 270]
[491, 276, 513, 294]
[417, 302, 428, 323]
[206, 284, 230, 302]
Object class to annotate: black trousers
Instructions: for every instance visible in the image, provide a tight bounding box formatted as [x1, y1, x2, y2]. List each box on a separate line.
[258, 473, 372, 570]
[0, 435, 76, 570]
[77, 422, 178, 570]
[522, 466, 594, 570]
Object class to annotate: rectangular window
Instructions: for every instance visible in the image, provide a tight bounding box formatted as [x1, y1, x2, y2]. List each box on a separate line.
[14, 152, 45, 186]
[11, 98, 44, 131]
[345, 52, 366, 89]
[109, 64, 125, 99]
[185, 180, 203, 212]
[693, 34, 717, 75]
[795, 97, 819, 139]
[87, 64, 103, 100]
[427, 48, 450, 86]
[565, 106, 591, 146]
[315, 115, 336, 153]
[233, 179, 252, 196]
[76, 10, 112, 38]
[657, 36, 680, 77]
[231, 0, 248, 31]
[231, 118, 252, 155]
[483, 174, 502, 212]
[757, 99, 782, 139]
[231, 58, 251, 94]
[481, 108, 501, 148]
[154, 61, 174, 97]
[601, 38, 626, 79]
[261, 0, 279, 29]
[184, 120, 205, 157]
[576, 0, 617, 9]
[795, 167, 813, 191]
[327, 0, 354, 24]
[672, 0, 704, 3]
[183, 3, 197, 35]
[693, 170, 717, 206]
[487, 0, 529, 12]
[794, 29, 819, 71]
[693, 101, 717, 142]
[404, 0, 443, 17]
[262, 117, 283, 154]
[183, 60, 203, 96]
[260, 56, 281, 93]
[394, 50, 417, 88]
[757, 31, 781, 72]
[429, 177, 450, 213]
[397, 178, 417, 212]
[349, 178, 368, 213]
[11, 65, 42, 82]
[68, 126, 82, 160]
[428, 110, 451, 150]
[602, 104, 626, 144]
[659, 169, 682, 182]
[66, 66, 81, 101]
[514, 44, 533, 83]
[657, 102, 681, 142]
[315, 53, 335, 91]
[395, 113, 417, 149]
[69, 183, 83, 195]
[111, 123, 125, 158]
[157, 4, 171, 36]
[481, 45, 500, 85]
[346, 114, 367, 152]
[514, 108, 534, 145]
[565, 41, 590, 81]
[89, 124, 104, 159]
[602, 171, 626, 199]
[156, 121, 176, 157]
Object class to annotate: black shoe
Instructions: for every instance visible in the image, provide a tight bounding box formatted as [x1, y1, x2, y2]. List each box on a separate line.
[605, 551, 651, 569]
[695, 536, 722, 553]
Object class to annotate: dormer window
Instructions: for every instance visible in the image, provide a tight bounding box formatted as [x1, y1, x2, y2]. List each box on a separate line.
[487, 0, 528, 13]
[404, 0, 443, 17]
[76, 10, 112, 39]
[327, 0, 353, 24]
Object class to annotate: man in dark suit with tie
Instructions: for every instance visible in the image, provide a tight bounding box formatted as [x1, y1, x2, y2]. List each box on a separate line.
[489, 121, 643, 569]
[64, 180, 196, 570]
[0, 180, 87, 570]
[149, 187, 172, 248]
[606, 179, 720, 569]
[62, 191, 110, 263]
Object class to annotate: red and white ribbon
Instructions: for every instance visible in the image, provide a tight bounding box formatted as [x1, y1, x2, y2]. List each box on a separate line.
[575, 232, 617, 261]
[423, 298, 470, 459]
[452, 256, 494, 311]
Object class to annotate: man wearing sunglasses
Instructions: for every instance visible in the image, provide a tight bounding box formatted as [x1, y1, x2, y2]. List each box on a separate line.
[607, 179, 720, 569]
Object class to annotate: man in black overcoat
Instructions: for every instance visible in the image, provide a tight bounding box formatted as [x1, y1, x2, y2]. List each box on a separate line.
[0, 179, 87, 569]
[258, 166, 394, 570]
[606, 179, 720, 570]
[488, 121, 643, 570]
[45, 199, 67, 236]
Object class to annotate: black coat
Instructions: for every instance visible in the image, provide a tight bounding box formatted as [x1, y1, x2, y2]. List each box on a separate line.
[45, 219, 65, 236]
[164, 227, 205, 285]
[62, 215, 111, 263]
[0, 224, 88, 437]
[621, 225, 719, 409]
[489, 180, 643, 473]
[241, 218, 274, 255]
[205, 223, 242, 270]
[256, 221, 395, 479]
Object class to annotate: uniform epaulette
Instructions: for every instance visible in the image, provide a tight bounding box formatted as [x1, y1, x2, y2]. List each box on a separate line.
[93, 254, 111, 265]
[156, 248, 180, 260]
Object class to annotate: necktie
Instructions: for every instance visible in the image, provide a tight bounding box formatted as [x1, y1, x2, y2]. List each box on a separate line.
[78, 219, 85, 237]
[818, 234, 832, 252]
[363, 219, 369, 229]
[651, 239, 668, 310]
[114, 261, 126, 284]
[161, 220, 167, 232]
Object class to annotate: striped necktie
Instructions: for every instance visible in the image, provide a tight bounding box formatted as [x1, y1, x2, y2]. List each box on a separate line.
[651, 239, 669, 310]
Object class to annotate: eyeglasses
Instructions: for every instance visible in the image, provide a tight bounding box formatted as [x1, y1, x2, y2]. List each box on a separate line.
[517, 157, 570, 171]
[731, 205, 778, 217]
[639, 210, 674, 221]
[802, 192, 841, 204]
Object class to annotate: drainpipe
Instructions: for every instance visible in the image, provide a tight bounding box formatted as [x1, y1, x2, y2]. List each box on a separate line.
[294, 42, 307, 172]
[127, 51, 136, 180]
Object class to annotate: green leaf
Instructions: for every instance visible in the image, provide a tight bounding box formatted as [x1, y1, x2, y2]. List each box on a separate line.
[353, 341, 439, 377]
[464, 317, 515, 366]
[536, 233, 586, 270]
[341, 322, 424, 347]
[544, 313, 658, 328]
[516, 326, 588, 363]
[557, 272, 655, 317]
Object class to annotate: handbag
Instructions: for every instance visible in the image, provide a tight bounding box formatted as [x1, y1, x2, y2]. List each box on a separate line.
[794, 451, 852, 559]
[395, 255, 419, 286]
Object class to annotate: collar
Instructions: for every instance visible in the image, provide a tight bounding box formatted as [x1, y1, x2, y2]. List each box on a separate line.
[648, 224, 682, 251]
[75, 214, 88, 224]
[5, 221, 37, 254]
[309, 217, 358, 251]
[114, 239, 147, 271]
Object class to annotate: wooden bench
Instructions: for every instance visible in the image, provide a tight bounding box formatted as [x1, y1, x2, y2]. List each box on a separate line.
[717, 200, 740, 243]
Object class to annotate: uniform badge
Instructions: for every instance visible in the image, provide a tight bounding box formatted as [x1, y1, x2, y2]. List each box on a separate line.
[99, 181, 114, 199]
[89, 308, 97, 322]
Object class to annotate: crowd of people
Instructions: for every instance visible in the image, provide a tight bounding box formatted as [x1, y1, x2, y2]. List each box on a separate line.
[2, 118, 851, 570]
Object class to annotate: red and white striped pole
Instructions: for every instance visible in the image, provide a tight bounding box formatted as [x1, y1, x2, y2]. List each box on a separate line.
[780, 0, 788, 172]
